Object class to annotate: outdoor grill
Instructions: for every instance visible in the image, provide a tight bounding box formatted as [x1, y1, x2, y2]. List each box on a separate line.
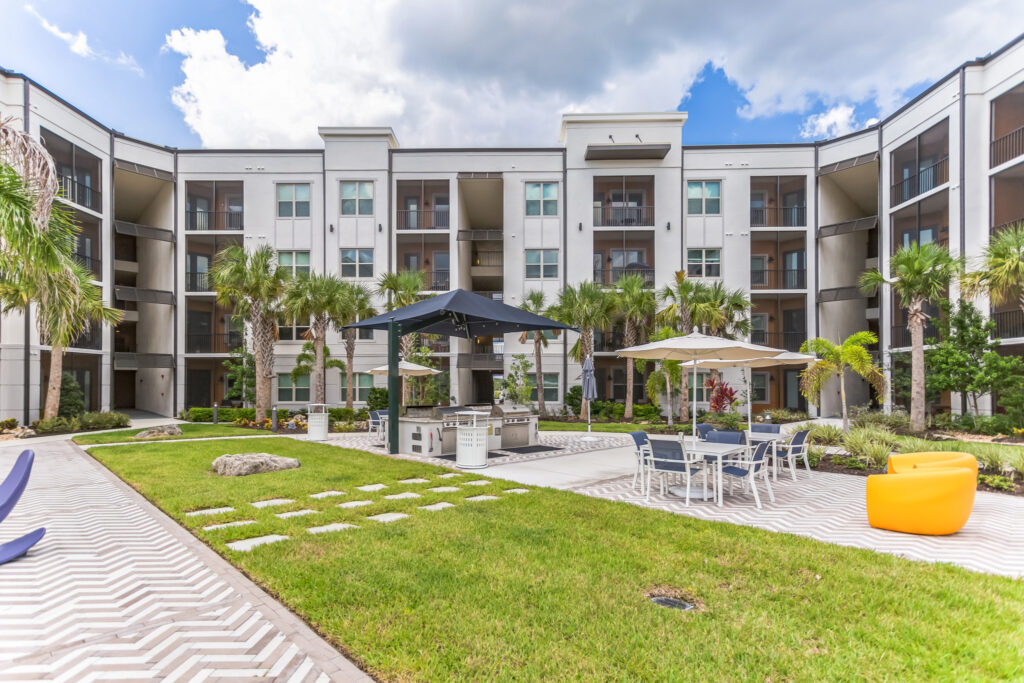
[394, 403, 538, 456]
[491, 403, 537, 449]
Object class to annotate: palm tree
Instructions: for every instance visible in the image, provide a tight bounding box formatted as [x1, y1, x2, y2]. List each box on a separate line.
[336, 281, 377, 409]
[701, 281, 752, 339]
[552, 281, 615, 419]
[518, 291, 553, 416]
[638, 326, 683, 427]
[860, 242, 962, 432]
[376, 270, 426, 403]
[614, 274, 656, 420]
[282, 273, 346, 404]
[799, 332, 887, 432]
[211, 244, 289, 421]
[961, 222, 1024, 315]
[291, 341, 345, 392]
[657, 273, 721, 422]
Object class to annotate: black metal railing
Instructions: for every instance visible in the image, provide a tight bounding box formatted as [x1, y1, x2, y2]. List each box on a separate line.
[185, 332, 243, 354]
[593, 330, 626, 352]
[594, 205, 655, 227]
[423, 336, 450, 353]
[993, 309, 1024, 339]
[750, 206, 806, 227]
[890, 324, 941, 348]
[593, 267, 655, 288]
[185, 210, 244, 231]
[991, 216, 1024, 235]
[58, 175, 102, 212]
[73, 253, 102, 280]
[472, 252, 503, 267]
[185, 272, 212, 292]
[70, 325, 103, 350]
[991, 125, 1024, 168]
[890, 157, 948, 207]
[751, 331, 806, 352]
[417, 270, 449, 291]
[473, 291, 503, 301]
[750, 268, 806, 290]
[397, 209, 450, 230]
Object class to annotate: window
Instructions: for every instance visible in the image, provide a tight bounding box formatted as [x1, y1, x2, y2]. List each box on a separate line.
[525, 249, 558, 279]
[341, 248, 373, 278]
[277, 184, 311, 218]
[525, 182, 558, 216]
[358, 328, 374, 340]
[687, 371, 711, 403]
[278, 374, 310, 402]
[530, 373, 558, 402]
[278, 316, 310, 341]
[278, 251, 310, 277]
[341, 373, 374, 402]
[341, 181, 374, 215]
[687, 249, 721, 278]
[751, 372, 769, 403]
[687, 181, 721, 215]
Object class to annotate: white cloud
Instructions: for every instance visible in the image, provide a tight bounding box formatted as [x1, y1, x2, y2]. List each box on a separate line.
[24, 4, 144, 76]
[162, 0, 1024, 147]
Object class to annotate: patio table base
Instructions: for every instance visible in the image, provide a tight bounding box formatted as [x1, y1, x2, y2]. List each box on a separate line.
[667, 485, 714, 502]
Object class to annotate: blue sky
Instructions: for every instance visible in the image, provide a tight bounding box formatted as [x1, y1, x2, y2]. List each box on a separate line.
[1, 1, 1018, 149]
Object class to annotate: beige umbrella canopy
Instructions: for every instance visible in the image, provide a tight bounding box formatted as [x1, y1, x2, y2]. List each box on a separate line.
[369, 360, 441, 377]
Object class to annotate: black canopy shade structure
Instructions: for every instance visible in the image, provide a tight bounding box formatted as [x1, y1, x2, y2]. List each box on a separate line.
[345, 289, 576, 453]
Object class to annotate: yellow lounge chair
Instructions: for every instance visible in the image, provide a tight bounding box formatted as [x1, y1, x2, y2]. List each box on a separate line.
[866, 452, 978, 536]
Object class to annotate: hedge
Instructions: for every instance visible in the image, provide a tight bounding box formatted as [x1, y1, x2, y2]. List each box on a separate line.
[183, 407, 291, 423]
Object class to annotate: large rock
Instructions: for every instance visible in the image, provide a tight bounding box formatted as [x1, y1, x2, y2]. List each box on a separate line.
[135, 424, 183, 439]
[212, 453, 300, 477]
[12, 426, 36, 439]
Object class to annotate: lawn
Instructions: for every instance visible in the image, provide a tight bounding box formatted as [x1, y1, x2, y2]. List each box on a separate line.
[539, 420, 685, 433]
[73, 423, 272, 445]
[90, 437, 1024, 681]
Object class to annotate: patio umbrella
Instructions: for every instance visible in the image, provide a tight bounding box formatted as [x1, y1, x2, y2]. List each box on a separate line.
[618, 332, 785, 437]
[580, 355, 598, 433]
[368, 360, 441, 377]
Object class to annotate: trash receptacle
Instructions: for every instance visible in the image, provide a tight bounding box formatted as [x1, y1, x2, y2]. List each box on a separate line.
[455, 410, 489, 469]
[307, 403, 329, 441]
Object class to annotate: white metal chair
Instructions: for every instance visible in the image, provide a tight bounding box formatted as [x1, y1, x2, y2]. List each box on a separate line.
[720, 440, 775, 509]
[646, 437, 711, 505]
[773, 430, 811, 480]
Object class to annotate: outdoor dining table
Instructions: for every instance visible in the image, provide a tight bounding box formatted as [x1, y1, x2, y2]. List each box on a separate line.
[667, 436, 748, 506]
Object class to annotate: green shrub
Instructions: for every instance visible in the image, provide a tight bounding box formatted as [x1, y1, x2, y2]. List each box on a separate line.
[801, 423, 843, 446]
[978, 474, 1015, 492]
[35, 415, 80, 433]
[632, 404, 661, 422]
[185, 407, 290, 422]
[57, 372, 85, 418]
[807, 446, 824, 468]
[78, 411, 130, 430]
[852, 407, 910, 431]
[763, 408, 809, 423]
[328, 407, 370, 423]
[332, 421, 359, 432]
[0, 417, 17, 430]
[564, 385, 583, 417]
[843, 426, 897, 468]
[366, 387, 389, 412]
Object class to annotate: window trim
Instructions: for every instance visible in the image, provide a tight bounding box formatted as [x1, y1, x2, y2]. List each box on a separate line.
[340, 248, 374, 279]
[277, 373, 310, 402]
[751, 371, 770, 404]
[687, 180, 722, 216]
[340, 372, 375, 402]
[276, 182, 312, 218]
[525, 181, 559, 217]
[278, 250, 311, 278]
[686, 248, 722, 279]
[340, 180, 375, 216]
[524, 249, 559, 279]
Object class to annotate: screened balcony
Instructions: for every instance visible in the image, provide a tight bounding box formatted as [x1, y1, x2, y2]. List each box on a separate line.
[41, 128, 102, 212]
[749, 176, 806, 227]
[750, 232, 806, 290]
[396, 180, 450, 230]
[890, 119, 949, 207]
[891, 191, 948, 254]
[991, 162, 1024, 233]
[991, 82, 1024, 168]
[185, 181, 244, 230]
[396, 234, 449, 291]
[593, 231, 655, 287]
[593, 176, 655, 227]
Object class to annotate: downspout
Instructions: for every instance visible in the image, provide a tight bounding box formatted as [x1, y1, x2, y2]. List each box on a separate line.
[321, 150, 327, 273]
[109, 131, 115, 412]
[813, 145, 819, 341]
[172, 150, 179, 415]
[22, 79, 31, 426]
[959, 65, 968, 416]
[561, 148, 568, 405]
[877, 125, 886, 411]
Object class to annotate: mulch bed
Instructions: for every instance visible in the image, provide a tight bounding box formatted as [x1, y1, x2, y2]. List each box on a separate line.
[810, 454, 1023, 497]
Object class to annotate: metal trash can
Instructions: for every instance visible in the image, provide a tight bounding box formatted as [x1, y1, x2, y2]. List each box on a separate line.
[307, 403, 329, 441]
[455, 410, 489, 469]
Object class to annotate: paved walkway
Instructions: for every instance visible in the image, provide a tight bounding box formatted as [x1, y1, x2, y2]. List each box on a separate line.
[0, 440, 370, 681]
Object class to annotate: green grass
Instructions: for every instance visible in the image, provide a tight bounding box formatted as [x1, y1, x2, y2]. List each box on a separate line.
[538, 420, 686, 433]
[894, 435, 1024, 472]
[90, 437, 1024, 681]
[73, 423, 272, 445]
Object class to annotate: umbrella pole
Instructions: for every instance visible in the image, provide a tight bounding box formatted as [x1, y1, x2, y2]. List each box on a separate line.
[387, 318, 400, 454]
[692, 360, 697, 439]
[747, 365, 753, 432]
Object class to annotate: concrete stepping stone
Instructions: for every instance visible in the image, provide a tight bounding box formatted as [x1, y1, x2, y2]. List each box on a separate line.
[307, 522, 358, 534]
[338, 500, 373, 509]
[384, 492, 421, 500]
[226, 534, 289, 551]
[437, 473, 462, 479]
[203, 520, 256, 531]
[428, 486, 460, 493]
[357, 483, 388, 492]
[367, 512, 408, 523]
[185, 506, 234, 517]
[251, 498, 295, 508]
[465, 480, 492, 486]
[398, 477, 430, 484]
[310, 490, 345, 499]
[420, 502, 454, 512]
[276, 509, 318, 519]
[504, 488, 529, 494]
[466, 495, 499, 502]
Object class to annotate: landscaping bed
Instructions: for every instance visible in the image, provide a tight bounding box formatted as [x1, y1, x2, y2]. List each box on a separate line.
[73, 423, 274, 446]
[89, 436, 1024, 681]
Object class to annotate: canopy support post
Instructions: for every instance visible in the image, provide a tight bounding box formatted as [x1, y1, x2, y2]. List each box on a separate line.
[388, 317, 400, 454]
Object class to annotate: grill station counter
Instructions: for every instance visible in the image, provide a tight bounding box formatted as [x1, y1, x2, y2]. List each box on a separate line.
[396, 404, 539, 458]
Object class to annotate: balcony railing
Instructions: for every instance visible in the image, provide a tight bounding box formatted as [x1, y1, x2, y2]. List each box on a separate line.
[991, 125, 1024, 168]
[890, 157, 948, 207]
[457, 352, 504, 370]
[593, 267, 655, 288]
[750, 268, 806, 290]
[186, 272, 212, 292]
[58, 175, 102, 212]
[186, 210, 244, 231]
[749, 206, 806, 228]
[594, 205, 655, 227]
[472, 252, 503, 267]
[890, 324, 941, 348]
[993, 309, 1024, 339]
[422, 336, 450, 353]
[593, 331, 626, 352]
[416, 270, 450, 291]
[186, 332, 243, 354]
[991, 216, 1024, 234]
[397, 209, 450, 230]
[73, 253, 102, 280]
[70, 325, 103, 350]
[751, 330, 806, 352]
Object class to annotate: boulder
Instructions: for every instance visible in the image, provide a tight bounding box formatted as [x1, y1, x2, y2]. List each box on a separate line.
[135, 424, 183, 439]
[212, 453, 300, 477]
[12, 426, 36, 439]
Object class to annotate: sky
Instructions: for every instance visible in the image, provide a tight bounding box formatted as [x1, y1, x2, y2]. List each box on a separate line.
[1, 1, 1023, 149]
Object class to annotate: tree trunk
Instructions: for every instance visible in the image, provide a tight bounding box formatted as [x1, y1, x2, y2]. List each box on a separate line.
[580, 330, 592, 420]
[534, 333, 545, 417]
[345, 330, 356, 410]
[251, 312, 276, 422]
[43, 345, 64, 419]
[909, 300, 926, 432]
[839, 369, 849, 433]
[664, 370, 674, 427]
[1019, 292, 1024, 316]
[313, 337, 326, 404]
[623, 323, 636, 420]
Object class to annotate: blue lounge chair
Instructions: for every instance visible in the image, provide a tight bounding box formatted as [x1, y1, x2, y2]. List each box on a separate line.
[721, 440, 775, 509]
[0, 450, 45, 565]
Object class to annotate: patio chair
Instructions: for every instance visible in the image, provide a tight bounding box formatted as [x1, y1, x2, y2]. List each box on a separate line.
[375, 410, 389, 440]
[706, 430, 746, 445]
[695, 423, 715, 440]
[0, 450, 46, 565]
[367, 411, 380, 434]
[645, 437, 709, 505]
[720, 440, 775, 509]
[628, 431, 652, 495]
[774, 430, 811, 480]
[751, 423, 782, 434]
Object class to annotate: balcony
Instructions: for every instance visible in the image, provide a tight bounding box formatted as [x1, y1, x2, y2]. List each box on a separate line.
[186, 332, 243, 354]
[991, 125, 1024, 168]
[397, 209, 449, 230]
[113, 352, 175, 371]
[593, 175, 655, 227]
[73, 253, 102, 280]
[396, 179, 450, 230]
[418, 270, 450, 292]
[993, 309, 1024, 339]
[186, 272, 213, 292]
[593, 205, 655, 227]
[890, 324, 940, 348]
[423, 336, 451, 353]
[889, 157, 948, 207]
[751, 331, 806, 352]
[186, 210, 244, 231]
[70, 325, 102, 350]
[750, 207, 806, 228]
[594, 330, 626, 353]
[472, 252, 503, 267]
[114, 286, 175, 306]
[457, 352, 503, 370]
[750, 268, 806, 290]
[817, 286, 864, 304]
[58, 175, 102, 213]
[457, 229, 502, 241]
[593, 267, 655, 288]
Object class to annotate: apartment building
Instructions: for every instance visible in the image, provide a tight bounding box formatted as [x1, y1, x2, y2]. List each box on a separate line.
[2, 32, 1023, 422]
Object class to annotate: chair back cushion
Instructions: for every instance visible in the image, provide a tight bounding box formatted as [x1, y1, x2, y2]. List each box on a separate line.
[789, 430, 810, 448]
[696, 423, 715, 440]
[752, 423, 782, 434]
[628, 431, 649, 450]
[378, 409, 389, 417]
[749, 440, 770, 471]
[707, 430, 745, 445]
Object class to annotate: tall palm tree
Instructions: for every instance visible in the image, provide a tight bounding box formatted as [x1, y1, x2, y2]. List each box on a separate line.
[376, 270, 426, 403]
[800, 332, 887, 432]
[701, 281, 752, 339]
[961, 222, 1024, 315]
[518, 290, 553, 416]
[336, 281, 377, 409]
[282, 273, 346, 404]
[657, 272, 717, 335]
[552, 281, 615, 419]
[211, 244, 289, 421]
[860, 242, 962, 432]
[638, 326, 683, 427]
[614, 274, 656, 420]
